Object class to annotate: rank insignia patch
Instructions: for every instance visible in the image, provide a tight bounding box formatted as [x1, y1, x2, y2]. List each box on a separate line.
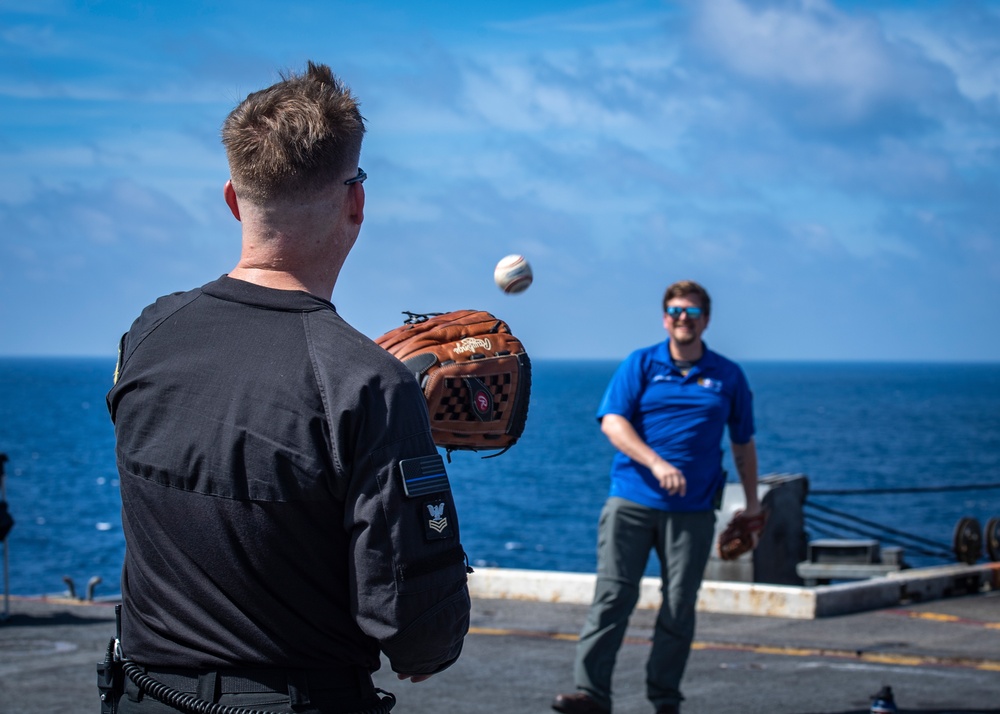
[423, 499, 454, 540]
[399, 454, 450, 497]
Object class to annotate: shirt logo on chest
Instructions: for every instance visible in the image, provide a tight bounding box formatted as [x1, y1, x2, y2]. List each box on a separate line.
[651, 374, 683, 383]
[698, 377, 723, 392]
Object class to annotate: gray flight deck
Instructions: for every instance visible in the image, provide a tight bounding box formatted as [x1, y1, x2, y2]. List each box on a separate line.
[1, 566, 998, 714]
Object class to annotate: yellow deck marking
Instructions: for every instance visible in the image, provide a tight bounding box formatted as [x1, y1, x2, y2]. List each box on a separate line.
[468, 626, 1000, 672]
[891, 607, 1000, 630]
[909, 612, 960, 623]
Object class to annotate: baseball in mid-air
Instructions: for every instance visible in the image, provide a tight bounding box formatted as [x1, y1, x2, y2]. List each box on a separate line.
[493, 254, 533, 294]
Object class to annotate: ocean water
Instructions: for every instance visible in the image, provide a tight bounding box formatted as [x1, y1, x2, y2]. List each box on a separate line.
[0, 357, 998, 598]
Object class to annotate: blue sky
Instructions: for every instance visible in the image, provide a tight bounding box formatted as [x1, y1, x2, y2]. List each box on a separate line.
[2, 0, 998, 362]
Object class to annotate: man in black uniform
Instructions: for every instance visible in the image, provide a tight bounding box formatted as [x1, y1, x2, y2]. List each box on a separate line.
[106, 61, 471, 713]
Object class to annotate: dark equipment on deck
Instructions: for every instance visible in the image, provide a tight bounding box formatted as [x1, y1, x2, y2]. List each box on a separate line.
[0, 454, 11, 541]
[986, 517, 1000, 563]
[1, 453, 11, 622]
[0, 501, 12, 542]
[952, 516, 983, 565]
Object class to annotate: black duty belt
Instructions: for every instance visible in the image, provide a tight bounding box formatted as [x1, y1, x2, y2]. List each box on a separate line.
[140, 666, 369, 695]
[98, 605, 396, 714]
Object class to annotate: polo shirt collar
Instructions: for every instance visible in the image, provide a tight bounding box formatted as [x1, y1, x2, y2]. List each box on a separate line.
[662, 339, 717, 376]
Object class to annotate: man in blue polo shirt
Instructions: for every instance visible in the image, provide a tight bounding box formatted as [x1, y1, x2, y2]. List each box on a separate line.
[553, 280, 761, 714]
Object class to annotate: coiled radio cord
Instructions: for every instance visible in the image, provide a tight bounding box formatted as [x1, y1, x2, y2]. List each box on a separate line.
[121, 660, 396, 714]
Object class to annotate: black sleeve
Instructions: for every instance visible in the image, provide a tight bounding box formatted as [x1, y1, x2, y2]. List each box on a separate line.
[335, 361, 471, 675]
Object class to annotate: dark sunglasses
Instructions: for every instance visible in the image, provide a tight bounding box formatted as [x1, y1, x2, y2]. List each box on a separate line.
[666, 306, 704, 319]
[344, 167, 367, 185]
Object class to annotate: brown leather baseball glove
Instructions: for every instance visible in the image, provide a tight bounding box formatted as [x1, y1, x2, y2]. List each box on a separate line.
[375, 310, 531, 457]
[717, 509, 769, 561]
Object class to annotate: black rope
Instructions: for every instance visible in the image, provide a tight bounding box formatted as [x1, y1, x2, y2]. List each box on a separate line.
[804, 511, 953, 560]
[804, 500, 952, 551]
[809, 482, 1000, 496]
[798, 481, 1000, 563]
[804, 519, 854, 541]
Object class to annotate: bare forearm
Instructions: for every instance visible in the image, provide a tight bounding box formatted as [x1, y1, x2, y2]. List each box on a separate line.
[601, 414, 662, 470]
[731, 439, 760, 512]
[601, 414, 686, 496]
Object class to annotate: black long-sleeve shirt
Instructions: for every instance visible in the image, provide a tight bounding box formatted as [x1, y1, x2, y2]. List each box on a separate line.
[107, 275, 470, 675]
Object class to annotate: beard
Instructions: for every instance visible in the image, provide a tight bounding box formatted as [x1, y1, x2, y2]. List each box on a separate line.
[671, 328, 698, 345]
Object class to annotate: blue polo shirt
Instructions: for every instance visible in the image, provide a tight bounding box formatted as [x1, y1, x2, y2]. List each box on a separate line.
[596, 340, 755, 512]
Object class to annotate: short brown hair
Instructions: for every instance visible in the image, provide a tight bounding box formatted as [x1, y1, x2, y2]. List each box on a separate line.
[662, 280, 711, 317]
[221, 61, 366, 203]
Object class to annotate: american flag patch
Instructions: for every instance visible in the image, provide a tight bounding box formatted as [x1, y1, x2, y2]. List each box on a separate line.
[399, 454, 450, 497]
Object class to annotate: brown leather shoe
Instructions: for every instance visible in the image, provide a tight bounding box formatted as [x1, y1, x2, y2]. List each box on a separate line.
[552, 692, 610, 714]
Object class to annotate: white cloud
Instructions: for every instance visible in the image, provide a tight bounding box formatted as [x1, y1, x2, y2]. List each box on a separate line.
[692, 0, 922, 121]
[881, 3, 1000, 103]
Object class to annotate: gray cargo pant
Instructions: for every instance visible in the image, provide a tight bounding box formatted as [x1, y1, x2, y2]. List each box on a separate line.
[573, 497, 716, 711]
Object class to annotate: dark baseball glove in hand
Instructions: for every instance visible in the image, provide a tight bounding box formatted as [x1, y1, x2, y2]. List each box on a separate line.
[717, 509, 769, 561]
[376, 310, 531, 458]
